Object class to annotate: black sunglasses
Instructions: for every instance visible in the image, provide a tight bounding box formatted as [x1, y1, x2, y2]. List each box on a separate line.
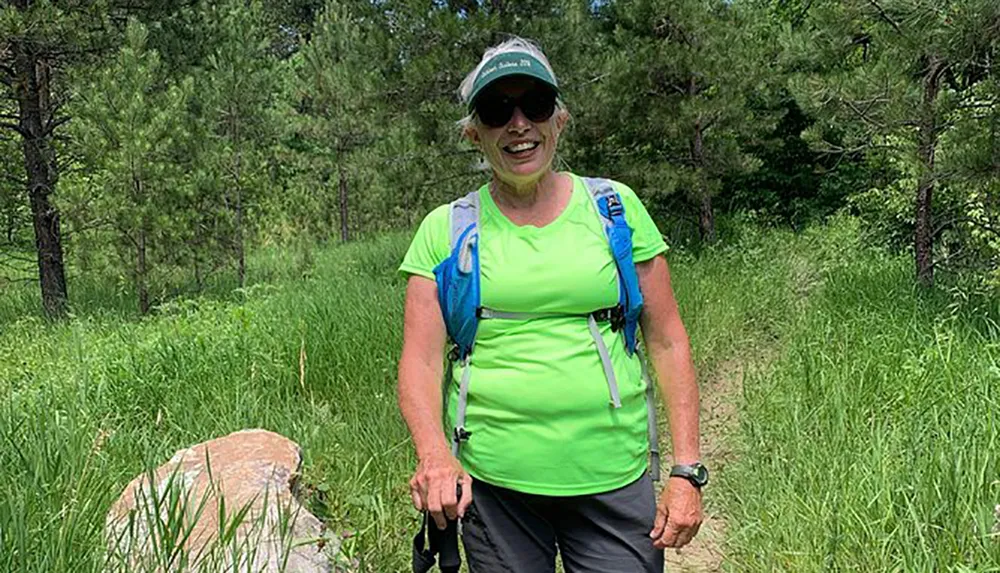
[473, 87, 558, 128]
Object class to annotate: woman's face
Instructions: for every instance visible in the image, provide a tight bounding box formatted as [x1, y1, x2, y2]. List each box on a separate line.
[465, 76, 568, 188]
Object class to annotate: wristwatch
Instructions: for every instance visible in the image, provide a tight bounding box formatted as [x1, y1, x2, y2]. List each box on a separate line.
[669, 462, 709, 488]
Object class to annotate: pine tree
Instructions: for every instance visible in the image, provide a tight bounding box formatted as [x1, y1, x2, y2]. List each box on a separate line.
[791, 0, 1000, 286]
[294, 0, 379, 242]
[71, 19, 190, 313]
[0, 0, 113, 316]
[589, 0, 775, 243]
[200, 0, 280, 288]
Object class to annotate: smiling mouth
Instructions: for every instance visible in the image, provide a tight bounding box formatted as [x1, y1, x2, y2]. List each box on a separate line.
[502, 141, 540, 155]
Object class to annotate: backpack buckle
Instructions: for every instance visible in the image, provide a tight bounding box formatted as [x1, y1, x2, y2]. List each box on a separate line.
[605, 194, 624, 217]
[453, 427, 472, 443]
[609, 305, 625, 332]
[594, 304, 625, 332]
[447, 346, 461, 362]
[592, 306, 625, 332]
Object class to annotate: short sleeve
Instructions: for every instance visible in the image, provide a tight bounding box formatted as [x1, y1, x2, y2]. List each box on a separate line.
[399, 203, 452, 280]
[613, 182, 669, 262]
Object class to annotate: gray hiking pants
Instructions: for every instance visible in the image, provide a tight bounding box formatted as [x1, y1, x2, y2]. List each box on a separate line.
[461, 472, 664, 573]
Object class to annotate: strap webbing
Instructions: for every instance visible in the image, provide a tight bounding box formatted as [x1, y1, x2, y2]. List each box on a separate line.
[458, 307, 660, 477]
[637, 347, 661, 481]
[478, 308, 569, 321]
[451, 358, 473, 457]
[587, 314, 622, 408]
[443, 356, 454, 411]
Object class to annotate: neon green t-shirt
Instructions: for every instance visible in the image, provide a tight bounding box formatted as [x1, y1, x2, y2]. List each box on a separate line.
[399, 173, 668, 496]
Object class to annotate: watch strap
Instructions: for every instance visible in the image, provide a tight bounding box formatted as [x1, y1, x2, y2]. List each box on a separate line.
[669, 462, 709, 488]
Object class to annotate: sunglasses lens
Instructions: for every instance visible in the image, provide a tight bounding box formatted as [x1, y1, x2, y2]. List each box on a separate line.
[475, 95, 514, 128]
[520, 89, 556, 123]
[474, 87, 557, 127]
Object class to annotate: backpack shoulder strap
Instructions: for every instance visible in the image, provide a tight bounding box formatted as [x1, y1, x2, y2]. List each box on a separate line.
[582, 176, 618, 205]
[583, 177, 660, 480]
[441, 190, 481, 457]
[581, 177, 644, 355]
[449, 190, 480, 252]
[435, 189, 481, 358]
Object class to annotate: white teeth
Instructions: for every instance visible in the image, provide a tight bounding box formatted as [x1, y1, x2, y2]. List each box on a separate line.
[507, 142, 538, 153]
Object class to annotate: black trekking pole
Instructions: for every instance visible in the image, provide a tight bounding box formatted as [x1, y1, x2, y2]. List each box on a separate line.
[412, 484, 462, 573]
[412, 510, 461, 573]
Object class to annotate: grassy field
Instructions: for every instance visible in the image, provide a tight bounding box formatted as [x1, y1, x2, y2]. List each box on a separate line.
[724, 222, 1000, 572]
[1, 217, 998, 571]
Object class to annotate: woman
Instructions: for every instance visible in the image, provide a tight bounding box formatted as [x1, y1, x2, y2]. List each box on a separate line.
[397, 37, 703, 572]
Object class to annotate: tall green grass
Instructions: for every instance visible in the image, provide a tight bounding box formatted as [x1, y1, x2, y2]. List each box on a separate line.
[0, 233, 416, 571]
[722, 217, 1000, 571]
[2, 217, 998, 570]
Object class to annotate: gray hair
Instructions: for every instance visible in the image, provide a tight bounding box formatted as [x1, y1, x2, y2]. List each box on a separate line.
[456, 36, 566, 131]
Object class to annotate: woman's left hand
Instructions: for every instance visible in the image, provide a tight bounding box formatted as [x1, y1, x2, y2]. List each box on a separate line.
[649, 477, 703, 549]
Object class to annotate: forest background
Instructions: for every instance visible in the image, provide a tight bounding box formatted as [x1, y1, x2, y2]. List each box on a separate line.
[4, 0, 1000, 317]
[4, 1, 1000, 571]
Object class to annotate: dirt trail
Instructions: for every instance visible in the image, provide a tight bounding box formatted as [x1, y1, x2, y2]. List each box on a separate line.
[661, 358, 747, 572]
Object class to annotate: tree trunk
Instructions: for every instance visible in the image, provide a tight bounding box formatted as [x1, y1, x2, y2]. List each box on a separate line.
[339, 164, 349, 242]
[232, 124, 245, 289]
[131, 170, 150, 314]
[12, 34, 68, 318]
[699, 189, 715, 244]
[5, 208, 16, 243]
[914, 56, 945, 287]
[691, 111, 715, 243]
[236, 178, 245, 289]
[137, 225, 149, 314]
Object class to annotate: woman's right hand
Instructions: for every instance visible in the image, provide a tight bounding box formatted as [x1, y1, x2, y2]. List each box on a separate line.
[409, 450, 473, 530]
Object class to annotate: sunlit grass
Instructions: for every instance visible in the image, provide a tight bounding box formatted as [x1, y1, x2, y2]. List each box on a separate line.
[2, 218, 998, 570]
[723, 219, 1000, 571]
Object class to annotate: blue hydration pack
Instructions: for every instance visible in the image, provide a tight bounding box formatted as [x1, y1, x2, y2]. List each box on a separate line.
[432, 177, 660, 481]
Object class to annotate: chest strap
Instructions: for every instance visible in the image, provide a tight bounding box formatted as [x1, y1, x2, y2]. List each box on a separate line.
[450, 306, 628, 459]
[449, 314, 661, 481]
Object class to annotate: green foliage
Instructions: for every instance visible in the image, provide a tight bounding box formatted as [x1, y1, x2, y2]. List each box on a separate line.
[4, 218, 998, 569]
[198, 0, 282, 287]
[574, 0, 780, 241]
[4, 0, 1000, 312]
[789, 0, 1000, 283]
[0, 235, 418, 570]
[0, 0, 113, 52]
[723, 215, 1000, 570]
[4, 3, 1000, 570]
[68, 19, 192, 312]
[0, 106, 29, 273]
[281, 0, 380, 241]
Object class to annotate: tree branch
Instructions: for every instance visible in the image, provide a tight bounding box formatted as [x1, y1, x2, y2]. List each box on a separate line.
[0, 274, 36, 285]
[581, 73, 610, 86]
[62, 218, 115, 236]
[842, 98, 887, 129]
[0, 63, 13, 87]
[866, 0, 905, 36]
[43, 115, 70, 136]
[0, 251, 36, 263]
[1, 171, 26, 185]
[932, 246, 968, 269]
[792, 0, 814, 28]
[0, 122, 27, 137]
[420, 170, 480, 189]
[955, 100, 998, 111]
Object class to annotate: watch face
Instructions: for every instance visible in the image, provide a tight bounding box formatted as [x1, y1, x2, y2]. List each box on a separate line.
[672, 463, 709, 487]
[693, 463, 709, 486]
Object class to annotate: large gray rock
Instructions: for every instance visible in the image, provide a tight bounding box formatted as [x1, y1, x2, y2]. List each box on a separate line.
[105, 429, 338, 572]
